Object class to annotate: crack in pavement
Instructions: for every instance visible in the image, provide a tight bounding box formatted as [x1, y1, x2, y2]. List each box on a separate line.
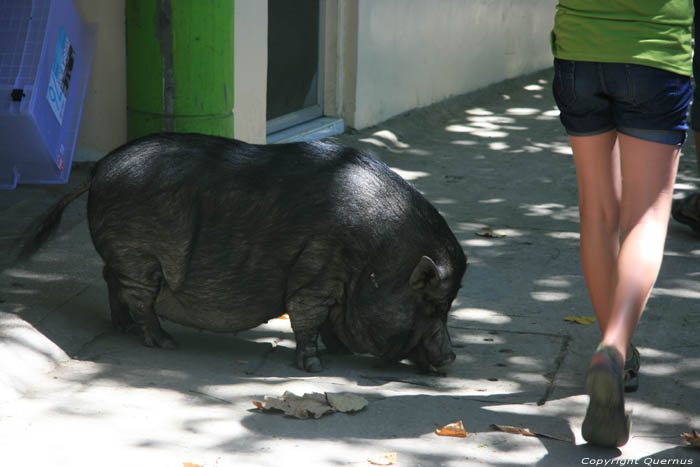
[538, 334, 571, 406]
[448, 324, 573, 406]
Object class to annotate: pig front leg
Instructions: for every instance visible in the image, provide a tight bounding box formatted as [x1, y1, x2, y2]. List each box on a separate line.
[286, 280, 344, 372]
[288, 310, 323, 372]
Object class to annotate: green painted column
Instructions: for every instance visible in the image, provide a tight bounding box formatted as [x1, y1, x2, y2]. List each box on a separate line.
[126, 0, 234, 140]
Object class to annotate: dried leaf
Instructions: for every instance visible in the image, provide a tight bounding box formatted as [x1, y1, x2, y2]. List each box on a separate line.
[183, 457, 223, 467]
[491, 424, 573, 443]
[253, 391, 333, 419]
[563, 315, 596, 325]
[476, 227, 506, 238]
[368, 452, 398, 466]
[253, 391, 367, 419]
[326, 392, 368, 413]
[435, 420, 468, 438]
[491, 424, 536, 437]
[681, 430, 700, 448]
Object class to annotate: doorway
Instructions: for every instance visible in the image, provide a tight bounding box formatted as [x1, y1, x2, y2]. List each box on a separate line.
[266, 0, 322, 135]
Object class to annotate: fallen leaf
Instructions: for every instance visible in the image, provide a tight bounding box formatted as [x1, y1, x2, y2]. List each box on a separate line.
[183, 459, 221, 467]
[368, 452, 398, 466]
[263, 391, 332, 419]
[491, 424, 536, 437]
[563, 315, 596, 325]
[252, 391, 368, 419]
[326, 392, 369, 413]
[276, 313, 290, 320]
[491, 424, 573, 443]
[681, 430, 700, 448]
[435, 420, 468, 438]
[476, 227, 506, 238]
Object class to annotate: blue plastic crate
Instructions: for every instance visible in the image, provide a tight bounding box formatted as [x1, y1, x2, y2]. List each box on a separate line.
[0, 0, 96, 190]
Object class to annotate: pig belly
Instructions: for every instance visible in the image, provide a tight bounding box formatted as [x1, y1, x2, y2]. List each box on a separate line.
[153, 285, 275, 332]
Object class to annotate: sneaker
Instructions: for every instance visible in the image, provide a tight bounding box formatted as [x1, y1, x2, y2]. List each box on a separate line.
[582, 345, 631, 447]
[671, 192, 700, 235]
[624, 343, 640, 393]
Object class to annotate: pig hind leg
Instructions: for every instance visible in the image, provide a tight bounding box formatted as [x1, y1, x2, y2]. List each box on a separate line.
[104, 266, 136, 332]
[103, 265, 176, 349]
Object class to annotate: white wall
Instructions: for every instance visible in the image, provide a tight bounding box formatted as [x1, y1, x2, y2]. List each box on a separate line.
[73, 0, 127, 160]
[234, 0, 268, 144]
[352, 0, 556, 129]
[69, 0, 557, 157]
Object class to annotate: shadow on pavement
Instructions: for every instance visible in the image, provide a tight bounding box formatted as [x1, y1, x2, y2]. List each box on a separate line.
[1, 69, 699, 464]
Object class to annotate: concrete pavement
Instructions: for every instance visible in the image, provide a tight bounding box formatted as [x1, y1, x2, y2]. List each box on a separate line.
[1, 69, 699, 466]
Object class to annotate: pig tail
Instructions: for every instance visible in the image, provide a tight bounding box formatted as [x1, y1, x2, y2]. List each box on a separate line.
[17, 169, 94, 260]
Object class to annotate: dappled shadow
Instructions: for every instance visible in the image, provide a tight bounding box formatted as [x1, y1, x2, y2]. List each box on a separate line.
[334, 67, 700, 460]
[1, 69, 699, 464]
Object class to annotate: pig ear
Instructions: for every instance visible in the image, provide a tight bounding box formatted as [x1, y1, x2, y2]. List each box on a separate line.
[409, 256, 441, 292]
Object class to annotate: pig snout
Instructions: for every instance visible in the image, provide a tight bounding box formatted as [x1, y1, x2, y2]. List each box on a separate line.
[435, 348, 456, 367]
[429, 346, 456, 371]
[409, 323, 456, 372]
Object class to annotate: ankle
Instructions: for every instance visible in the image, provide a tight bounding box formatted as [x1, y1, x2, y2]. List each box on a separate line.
[595, 341, 625, 366]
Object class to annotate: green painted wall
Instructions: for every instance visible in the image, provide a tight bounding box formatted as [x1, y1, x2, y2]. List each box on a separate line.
[126, 0, 234, 140]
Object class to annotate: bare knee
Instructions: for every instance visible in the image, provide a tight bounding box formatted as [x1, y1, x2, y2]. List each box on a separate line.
[579, 200, 620, 234]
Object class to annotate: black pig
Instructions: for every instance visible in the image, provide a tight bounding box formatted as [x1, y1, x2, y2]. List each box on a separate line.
[20, 133, 467, 372]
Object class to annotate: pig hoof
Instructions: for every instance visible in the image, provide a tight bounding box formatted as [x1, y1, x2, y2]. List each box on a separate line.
[297, 354, 323, 373]
[143, 328, 178, 349]
[304, 356, 323, 373]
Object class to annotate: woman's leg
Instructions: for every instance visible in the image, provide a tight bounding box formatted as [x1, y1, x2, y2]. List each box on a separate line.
[575, 133, 680, 447]
[570, 130, 621, 333]
[599, 134, 681, 362]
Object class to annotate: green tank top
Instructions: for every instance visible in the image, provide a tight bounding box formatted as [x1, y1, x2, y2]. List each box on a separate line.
[551, 0, 693, 76]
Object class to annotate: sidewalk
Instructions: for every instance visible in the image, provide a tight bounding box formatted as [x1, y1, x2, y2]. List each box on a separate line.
[1, 69, 699, 466]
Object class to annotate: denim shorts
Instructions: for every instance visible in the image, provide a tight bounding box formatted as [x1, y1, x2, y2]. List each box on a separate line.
[553, 58, 692, 146]
[690, 4, 700, 131]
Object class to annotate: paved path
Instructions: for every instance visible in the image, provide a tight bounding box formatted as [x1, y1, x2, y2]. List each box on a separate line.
[1, 69, 699, 466]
